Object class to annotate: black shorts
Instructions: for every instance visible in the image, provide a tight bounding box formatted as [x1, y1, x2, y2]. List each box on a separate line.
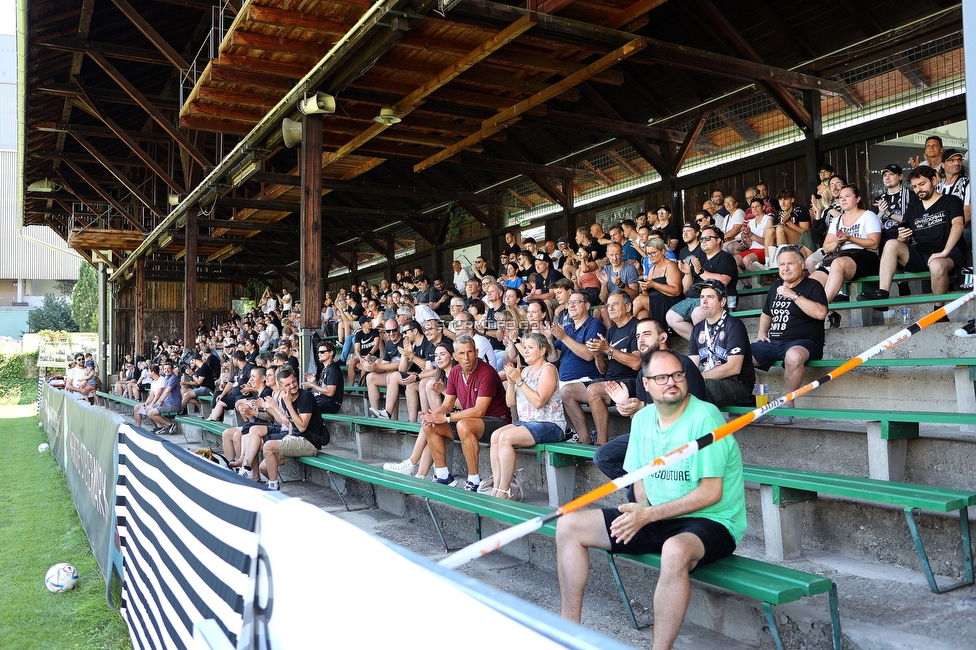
[751, 338, 824, 371]
[816, 248, 879, 280]
[902, 245, 965, 274]
[450, 415, 510, 443]
[601, 509, 736, 568]
[219, 393, 243, 409]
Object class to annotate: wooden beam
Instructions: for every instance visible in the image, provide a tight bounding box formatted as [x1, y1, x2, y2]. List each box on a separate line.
[88, 52, 211, 167]
[197, 218, 294, 233]
[208, 65, 295, 91]
[217, 196, 301, 212]
[34, 121, 172, 142]
[602, 0, 667, 30]
[891, 58, 930, 91]
[457, 154, 574, 177]
[228, 30, 332, 57]
[109, 0, 190, 70]
[673, 111, 709, 174]
[249, 171, 481, 202]
[323, 13, 537, 168]
[416, 38, 646, 172]
[72, 77, 185, 194]
[70, 132, 167, 218]
[36, 37, 172, 65]
[246, 5, 351, 35]
[184, 209, 197, 343]
[62, 159, 145, 232]
[577, 82, 671, 175]
[537, 0, 577, 13]
[217, 53, 309, 79]
[38, 82, 178, 109]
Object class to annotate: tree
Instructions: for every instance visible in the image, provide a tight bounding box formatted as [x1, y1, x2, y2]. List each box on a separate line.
[27, 294, 78, 333]
[55, 279, 76, 295]
[71, 262, 99, 332]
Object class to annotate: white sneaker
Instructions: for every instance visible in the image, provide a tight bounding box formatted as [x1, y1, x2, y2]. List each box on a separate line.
[752, 261, 768, 271]
[238, 466, 253, 479]
[383, 458, 417, 474]
[955, 319, 976, 338]
[369, 407, 391, 419]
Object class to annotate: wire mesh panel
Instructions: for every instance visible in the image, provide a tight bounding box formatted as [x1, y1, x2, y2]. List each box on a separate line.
[822, 31, 964, 134]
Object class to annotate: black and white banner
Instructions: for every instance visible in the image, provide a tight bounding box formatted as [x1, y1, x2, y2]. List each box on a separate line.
[116, 424, 265, 650]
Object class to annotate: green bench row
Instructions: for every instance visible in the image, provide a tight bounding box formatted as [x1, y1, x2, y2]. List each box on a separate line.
[295, 450, 841, 649]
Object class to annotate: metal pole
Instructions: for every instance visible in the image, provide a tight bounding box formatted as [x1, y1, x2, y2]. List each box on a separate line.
[98, 262, 108, 386]
[964, 3, 976, 273]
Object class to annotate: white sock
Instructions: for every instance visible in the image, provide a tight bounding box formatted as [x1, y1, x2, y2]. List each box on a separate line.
[267, 480, 279, 488]
[434, 467, 449, 480]
[467, 474, 480, 485]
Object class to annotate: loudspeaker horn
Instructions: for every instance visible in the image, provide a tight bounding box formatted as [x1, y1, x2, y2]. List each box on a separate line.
[298, 92, 336, 115]
[282, 118, 303, 148]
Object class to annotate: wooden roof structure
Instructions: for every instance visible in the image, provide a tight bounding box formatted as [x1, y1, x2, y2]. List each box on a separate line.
[21, 0, 964, 283]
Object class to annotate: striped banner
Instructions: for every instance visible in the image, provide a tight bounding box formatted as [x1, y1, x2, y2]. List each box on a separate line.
[116, 424, 266, 650]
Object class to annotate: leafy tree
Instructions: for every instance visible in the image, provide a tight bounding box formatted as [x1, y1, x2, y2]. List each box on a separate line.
[55, 279, 76, 295]
[26, 294, 78, 333]
[71, 262, 99, 332]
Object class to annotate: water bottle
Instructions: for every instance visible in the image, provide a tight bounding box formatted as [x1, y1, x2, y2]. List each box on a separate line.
[898, 307, 911, 326]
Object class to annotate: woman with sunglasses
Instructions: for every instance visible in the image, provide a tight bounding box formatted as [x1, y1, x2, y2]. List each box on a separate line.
[303, 342, 343, 414]
[634, 236, 682, 323]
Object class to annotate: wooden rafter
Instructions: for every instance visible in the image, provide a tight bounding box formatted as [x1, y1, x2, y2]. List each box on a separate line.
[415, 37, 646, 172]
[62, 159, 144, 231]
[673, 111, 709, 174]
[109, 0, 190, 70]
[323, 13, 537, 168]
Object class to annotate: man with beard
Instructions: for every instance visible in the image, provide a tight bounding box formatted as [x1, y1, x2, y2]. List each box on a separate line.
[857, 166, 964, 309]
[689, 280, 755, 407]
[555, 349, 746, 650]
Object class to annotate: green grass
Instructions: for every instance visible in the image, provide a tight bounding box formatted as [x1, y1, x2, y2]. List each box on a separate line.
[0, 404, 131, 649]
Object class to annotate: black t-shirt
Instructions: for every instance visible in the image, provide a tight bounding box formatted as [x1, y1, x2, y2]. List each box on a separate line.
[762, 277, 827, 345]
[605, 317, 639, 381]
[206, 353, 221, 381]
[279, 389, 327, 448]
[485, 305, 506, 350]
[230, 362, 253, 397]
[408, 338, 435, 372]
[677, 243, 708, 267]
[194, 364, 216, 391]
[286, 356, 300, 374]
[533, 268, 561, 294]
[778, 206, 809, 226]
[635, 354, 708, 404]
[381, 338, 402, 362]
[691, 313, 755, 387]
[315, 362, 344, 410]
[690, 250, 739, 297]
[905, 194, 964, 256]
[659, 219, 683, 249]
[354, 329, 379, 357]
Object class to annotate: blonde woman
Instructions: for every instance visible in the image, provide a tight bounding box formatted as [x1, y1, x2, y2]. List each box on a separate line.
[487, 333, 565, 499]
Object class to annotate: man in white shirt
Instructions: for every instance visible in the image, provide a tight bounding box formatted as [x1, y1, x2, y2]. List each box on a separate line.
[452, 260, 470, 293]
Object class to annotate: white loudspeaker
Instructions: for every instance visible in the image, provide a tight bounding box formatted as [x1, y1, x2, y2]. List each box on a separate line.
[282, 118, 303, 148]
[298, 92, 336, 115]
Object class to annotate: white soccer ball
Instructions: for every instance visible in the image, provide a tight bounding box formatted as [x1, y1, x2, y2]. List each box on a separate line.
[38, 443, 50, 453]
[45, 563, 78, 593]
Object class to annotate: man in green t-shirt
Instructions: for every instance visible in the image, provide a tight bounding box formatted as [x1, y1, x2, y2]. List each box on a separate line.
[556, 349, 746, 649]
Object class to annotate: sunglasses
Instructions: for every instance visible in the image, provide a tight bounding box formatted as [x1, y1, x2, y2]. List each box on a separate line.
[699, 235, 718, 242]
[317, 350, 330, 354]
[385, 328, 399, 333]
[696, 218, 706, 223]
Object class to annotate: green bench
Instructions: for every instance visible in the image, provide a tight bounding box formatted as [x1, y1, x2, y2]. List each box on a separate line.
[321, 412, 421, 459]
[298, 450, 841, 649]
[731, 290, 968, 319]
[96, 391, 178, 417]
[722, 405, 976, 482]
[540, 439, 974, 596]
[744, 464, 975, 594]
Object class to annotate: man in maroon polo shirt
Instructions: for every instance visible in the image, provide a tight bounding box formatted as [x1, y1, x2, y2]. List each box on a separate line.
[419, 334, 511, 492]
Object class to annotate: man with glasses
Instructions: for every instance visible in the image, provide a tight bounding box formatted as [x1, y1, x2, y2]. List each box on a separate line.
[414, 274, 442, 309]
[556, 349, 746, 649]
[667, 225, 738, 341]
[593, 318, 708, 493]
[553, 290, 606, 392]
[752, 248, 828, 425]
[368, 319, 433, 421]
[562, 292, 640, 445]
[689, 279, 755, 407]
[65, 353, 90, 400]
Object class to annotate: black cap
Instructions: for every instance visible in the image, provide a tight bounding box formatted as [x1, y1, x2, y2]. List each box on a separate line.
[535, 253, 552, 265]
[557, 236, 569, 245]
[882, 163, 903, 175]
[692, 278, 728, 299]
[683, 221, 701, 233]
[190, 353, 202, 361]
[943, 148, 964, 161]
[657, 204, 671, 213]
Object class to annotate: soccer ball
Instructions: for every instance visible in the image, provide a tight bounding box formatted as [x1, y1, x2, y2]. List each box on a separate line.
[45, 563, 78, 593]
[38, 443, 49, 453]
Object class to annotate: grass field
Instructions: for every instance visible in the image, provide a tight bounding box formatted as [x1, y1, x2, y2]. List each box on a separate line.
[0, 404, 131, 649]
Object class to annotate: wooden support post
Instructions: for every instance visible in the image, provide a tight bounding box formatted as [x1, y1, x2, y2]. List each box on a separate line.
[301, 113, 324, 370]
[803, 89, 823, 187]
[184, 209, 198, 347]
[97, 262, 108, 387]
[135, 258, 144, 359]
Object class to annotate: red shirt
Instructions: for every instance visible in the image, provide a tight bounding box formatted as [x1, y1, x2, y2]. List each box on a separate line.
[445, 360, 511, 421]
